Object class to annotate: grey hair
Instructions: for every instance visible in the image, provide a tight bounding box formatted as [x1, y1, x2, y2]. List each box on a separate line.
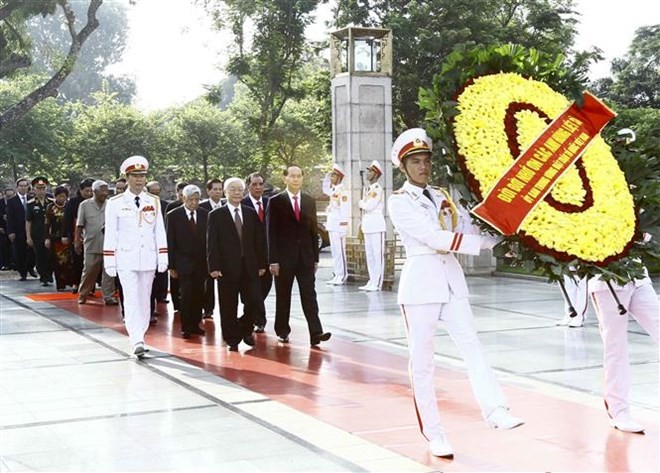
[224, 177, 245, 191]
[182, 184, 202, 198]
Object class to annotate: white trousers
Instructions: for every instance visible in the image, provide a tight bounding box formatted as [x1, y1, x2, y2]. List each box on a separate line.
[401, 297, 507, 441]
[364, 232, 385, 289]
[563, 275, 589, 319]
[590, 284, 659, 417]
[118, 269, 155, 346]
[329, 231, 347, 281]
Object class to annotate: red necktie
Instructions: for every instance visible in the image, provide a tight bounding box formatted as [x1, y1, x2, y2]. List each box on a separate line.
[293, 195, 300, 222]
[256, 201, 264, 222]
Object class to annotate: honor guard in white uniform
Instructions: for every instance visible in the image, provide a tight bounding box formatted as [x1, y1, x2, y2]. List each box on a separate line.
[387, 128, 524, 459]
[322, 163, 350, 285]
[103, 156, 168, 358]
[358, 160, 386, 291]
[588, 266, 658, 433]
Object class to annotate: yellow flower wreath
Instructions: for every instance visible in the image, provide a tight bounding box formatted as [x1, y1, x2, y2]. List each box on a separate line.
[453, 73, 636, 263]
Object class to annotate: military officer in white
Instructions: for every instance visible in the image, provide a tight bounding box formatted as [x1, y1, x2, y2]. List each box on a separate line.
[322, 163, 350, 285]
[104, 156, 168, 358]
[358, 160, 386, 291]
[588, 265, 658, 434]
[387, 128, 524, 459]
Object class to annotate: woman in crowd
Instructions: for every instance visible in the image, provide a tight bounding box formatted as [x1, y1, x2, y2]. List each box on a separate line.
[45, 186, 74, 291]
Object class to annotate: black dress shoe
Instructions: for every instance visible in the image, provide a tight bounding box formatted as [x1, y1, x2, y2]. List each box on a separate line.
[228, 345, 239, 352]
[19, 276, 27, 281]
[28, 269, 38, 278]
[243, 334, 255, 346]
[41, 281, 50, 286]
[277, 335, 289, 343]
[182, 332, 192, 339]
[191, 327, 206, 335]
[311, 332, 332, 346]
[254, 325, 265, 333]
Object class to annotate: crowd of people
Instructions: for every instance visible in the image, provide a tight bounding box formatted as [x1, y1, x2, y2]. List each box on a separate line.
[0, 127, 657, 459]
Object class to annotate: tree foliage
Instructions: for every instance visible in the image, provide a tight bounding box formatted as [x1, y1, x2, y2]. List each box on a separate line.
[591, 25, 659, 109]
[332, 0, 598, 131]
[26, 0, 135, 104]
[0, 73, 70, 182]
[0, 0, 103, 131]
[201, 0, 326, 171]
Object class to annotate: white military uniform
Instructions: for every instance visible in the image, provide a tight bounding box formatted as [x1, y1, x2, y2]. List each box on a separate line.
[323, 172, 350, 284]
[358, 181, 386, 290]
[104, 189, 167, 347]
[388, 181, 507, 442]
[589, 270, 659, 419]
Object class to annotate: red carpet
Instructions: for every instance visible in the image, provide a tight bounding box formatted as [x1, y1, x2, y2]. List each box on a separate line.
[37, 295, 659, 471]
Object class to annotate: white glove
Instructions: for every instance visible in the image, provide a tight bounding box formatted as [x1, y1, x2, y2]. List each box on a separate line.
[157, 263, 168, 273]
[105, 267, 117, 278]
[480, 235, 500, 250]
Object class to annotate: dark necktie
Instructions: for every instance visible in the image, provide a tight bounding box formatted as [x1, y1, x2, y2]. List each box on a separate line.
[422, 189, 436, 208]
[134, 195, 140, 208]
[234, 208, 243, 255]
[292, 195, 300, 222]
[189, 210, 196, 233]
[21, 196, 27, 212]
[256, 200, 264, 222]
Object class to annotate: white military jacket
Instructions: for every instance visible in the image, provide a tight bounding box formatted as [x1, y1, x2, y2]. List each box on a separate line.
[388, 181, 490, 305]
[322, 176, 350, 233]
[358, 182, 386, 233]
[103, 190, 167, 272]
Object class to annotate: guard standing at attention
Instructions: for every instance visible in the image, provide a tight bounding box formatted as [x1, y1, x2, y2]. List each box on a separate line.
[322, 163, 350, 285]
[103, 156, 168, 358]
[358, 160, 386, 291]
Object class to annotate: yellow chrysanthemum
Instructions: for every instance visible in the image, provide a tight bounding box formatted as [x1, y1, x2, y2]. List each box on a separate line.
[454, 73, 636, 263]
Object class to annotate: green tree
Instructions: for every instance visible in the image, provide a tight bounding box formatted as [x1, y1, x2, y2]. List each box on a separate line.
[591, 25, 659, 109]
[153, 99, 249, 184]
[66, 90, 154, 181]
[332, 0, 595, 130]
[26, 0, 135, 104]
[202, 0, 326, 171]
[0, 0, 103, 131]
[0, 73, 71, 182]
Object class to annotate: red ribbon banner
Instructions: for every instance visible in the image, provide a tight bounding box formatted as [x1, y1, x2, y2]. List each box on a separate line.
[471, 92, 616, 235]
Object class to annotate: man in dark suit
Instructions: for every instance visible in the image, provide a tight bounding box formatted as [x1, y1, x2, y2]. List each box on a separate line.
[242, 172, 271, 333]
[165, 182, 188, 313]
[266, 165, 331, 347]
[0, 188, 14, 270]
[207, 177, 266, 351]
[167, 185, 209, 339]
[147, 180, 169, 305]
[6, 178, 35, 280]
[199, 178, 224, 318]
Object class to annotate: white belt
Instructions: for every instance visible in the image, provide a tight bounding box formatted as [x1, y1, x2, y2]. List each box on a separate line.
[405, 246, 449, 257]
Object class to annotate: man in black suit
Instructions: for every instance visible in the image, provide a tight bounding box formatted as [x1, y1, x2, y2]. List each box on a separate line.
[167, 185, 208, 339]
[165, 182, 188, 313]
[207, 177, 266, 351]
[147, 180, 169, 305]
[6, 178, 35, 280]
[199, 178, 224, 318]
[266, 165, 331, 347]
[242, 172, 271, 333]
[0, 188, 14, 270]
